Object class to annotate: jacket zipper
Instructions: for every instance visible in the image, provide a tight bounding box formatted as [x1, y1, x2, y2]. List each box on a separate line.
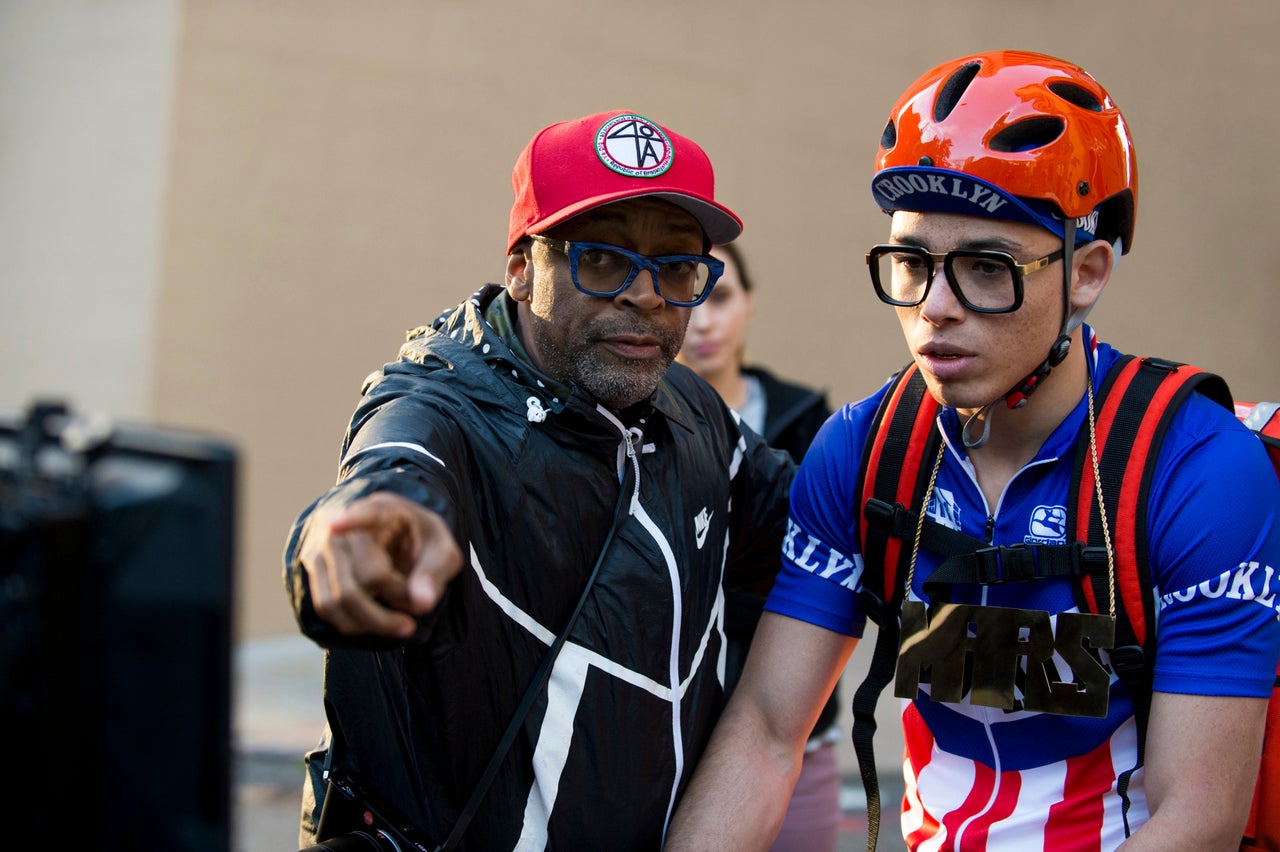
[605, 412, 689, 838]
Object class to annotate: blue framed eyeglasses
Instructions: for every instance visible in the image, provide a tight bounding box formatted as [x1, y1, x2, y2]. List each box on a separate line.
[529, 234, 724, 307]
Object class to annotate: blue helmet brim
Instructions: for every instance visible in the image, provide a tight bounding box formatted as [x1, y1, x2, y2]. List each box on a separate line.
[871, 166, 1097, 243]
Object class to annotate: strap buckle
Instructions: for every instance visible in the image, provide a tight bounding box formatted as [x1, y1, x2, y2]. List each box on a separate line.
[1109, 644, 1147, 684]
[864, 497, 916, 539]
[1078, 544, 1110, 574]
[973, 544, 1038, 584]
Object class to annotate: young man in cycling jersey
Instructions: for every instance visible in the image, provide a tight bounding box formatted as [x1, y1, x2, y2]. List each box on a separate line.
[667, 51, 1280, 850]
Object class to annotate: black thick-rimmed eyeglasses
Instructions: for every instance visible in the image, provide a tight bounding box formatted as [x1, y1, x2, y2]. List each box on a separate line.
[866, 244, 1065, 314]
[529, 234, 724, 307]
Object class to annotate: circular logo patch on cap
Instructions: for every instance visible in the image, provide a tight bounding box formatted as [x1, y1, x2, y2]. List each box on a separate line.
[595, 114, 673, 178]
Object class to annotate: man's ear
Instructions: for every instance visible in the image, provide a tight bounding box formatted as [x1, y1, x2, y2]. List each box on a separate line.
[506, 244, 532, 302]
[1070, 239, 1114, 311]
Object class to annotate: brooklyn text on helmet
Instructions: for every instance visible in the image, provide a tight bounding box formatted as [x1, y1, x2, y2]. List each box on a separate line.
[873, 170, 1101, 239]
[875, 172, 1011, 215]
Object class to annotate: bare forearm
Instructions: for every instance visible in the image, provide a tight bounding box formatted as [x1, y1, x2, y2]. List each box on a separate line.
[1119, 692, 1267, 851]
[1118, 809, 1246, 852]
[668, 614, 857, 848]
[665, 703, 800, 850]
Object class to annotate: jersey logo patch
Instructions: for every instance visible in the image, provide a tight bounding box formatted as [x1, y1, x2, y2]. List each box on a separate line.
[1026, 504, 1068, 544]
[925, 487, 961, 531]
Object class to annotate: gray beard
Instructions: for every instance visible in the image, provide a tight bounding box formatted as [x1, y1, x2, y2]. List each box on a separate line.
[573, 349, 673, 410]
[529, 316, 683, 410]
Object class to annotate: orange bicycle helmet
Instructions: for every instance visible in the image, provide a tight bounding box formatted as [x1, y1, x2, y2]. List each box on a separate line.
[871, 50, 1138, 252]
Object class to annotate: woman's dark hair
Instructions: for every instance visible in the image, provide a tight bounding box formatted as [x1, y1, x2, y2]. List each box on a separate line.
[712, 242, 754, 293]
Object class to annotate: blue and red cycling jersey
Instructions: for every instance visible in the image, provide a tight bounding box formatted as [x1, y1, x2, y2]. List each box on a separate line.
[765, 331, 1280, 850]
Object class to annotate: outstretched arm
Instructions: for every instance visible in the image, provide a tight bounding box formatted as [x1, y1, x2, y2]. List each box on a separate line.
[666, 612, 857, 850]
[297, 491, 463, 639]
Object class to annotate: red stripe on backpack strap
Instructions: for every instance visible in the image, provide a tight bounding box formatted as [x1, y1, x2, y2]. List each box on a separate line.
[1075, 357, 1141, 615]
[1075, 358, 1224, 642]
[860, 365, 938, 599]
[858, 382, 902, 555]
[1125, 365, 1217, 640]
[860, 367, 911, 594]
[1113, 365, 1208, 641]
[892, 370, 940, 596]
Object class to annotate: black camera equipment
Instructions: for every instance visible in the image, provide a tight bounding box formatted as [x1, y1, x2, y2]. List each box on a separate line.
[0, 401, 236, 851]
[300, 767, 438, 852]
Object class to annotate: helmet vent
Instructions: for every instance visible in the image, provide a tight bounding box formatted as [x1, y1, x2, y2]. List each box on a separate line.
[1048, 81, 1103, 112]
[934, 62, 982, 122]
[989, 116, 1066, 153]
[880, 120, 897, 149]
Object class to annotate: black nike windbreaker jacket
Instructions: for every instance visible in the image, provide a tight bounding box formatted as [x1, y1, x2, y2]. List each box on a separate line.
[284, 285, 795, 850]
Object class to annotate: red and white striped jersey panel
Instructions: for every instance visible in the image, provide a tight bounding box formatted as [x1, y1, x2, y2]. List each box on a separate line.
[897, 702, 1148, 851]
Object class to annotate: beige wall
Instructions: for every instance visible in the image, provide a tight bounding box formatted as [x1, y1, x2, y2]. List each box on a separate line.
[0, 0, 178, 419]
[8, 2, 1276, 642]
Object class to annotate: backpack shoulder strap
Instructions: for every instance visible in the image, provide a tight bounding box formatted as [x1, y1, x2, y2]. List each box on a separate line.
[854, 364, 943, 619]
[850, 364, 942, 852]
[1069, 355, 1233, 642]
[1067, 353, 1232, 837]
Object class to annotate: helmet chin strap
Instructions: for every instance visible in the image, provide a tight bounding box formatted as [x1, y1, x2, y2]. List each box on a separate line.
[962, 218, 1081, 449]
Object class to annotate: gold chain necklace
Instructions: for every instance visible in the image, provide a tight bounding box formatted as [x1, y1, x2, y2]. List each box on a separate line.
[906, 383, 1117, 616]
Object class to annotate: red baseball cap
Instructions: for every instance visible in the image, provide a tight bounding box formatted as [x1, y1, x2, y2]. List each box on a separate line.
[507, 110, 743, 253]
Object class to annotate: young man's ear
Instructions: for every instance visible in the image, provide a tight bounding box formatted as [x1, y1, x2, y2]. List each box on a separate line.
[1070, 239, 1115, 310]
[506, 242, 532, 302]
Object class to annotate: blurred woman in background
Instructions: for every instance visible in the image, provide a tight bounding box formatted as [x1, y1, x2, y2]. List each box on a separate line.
[678, 242, 840, 852]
